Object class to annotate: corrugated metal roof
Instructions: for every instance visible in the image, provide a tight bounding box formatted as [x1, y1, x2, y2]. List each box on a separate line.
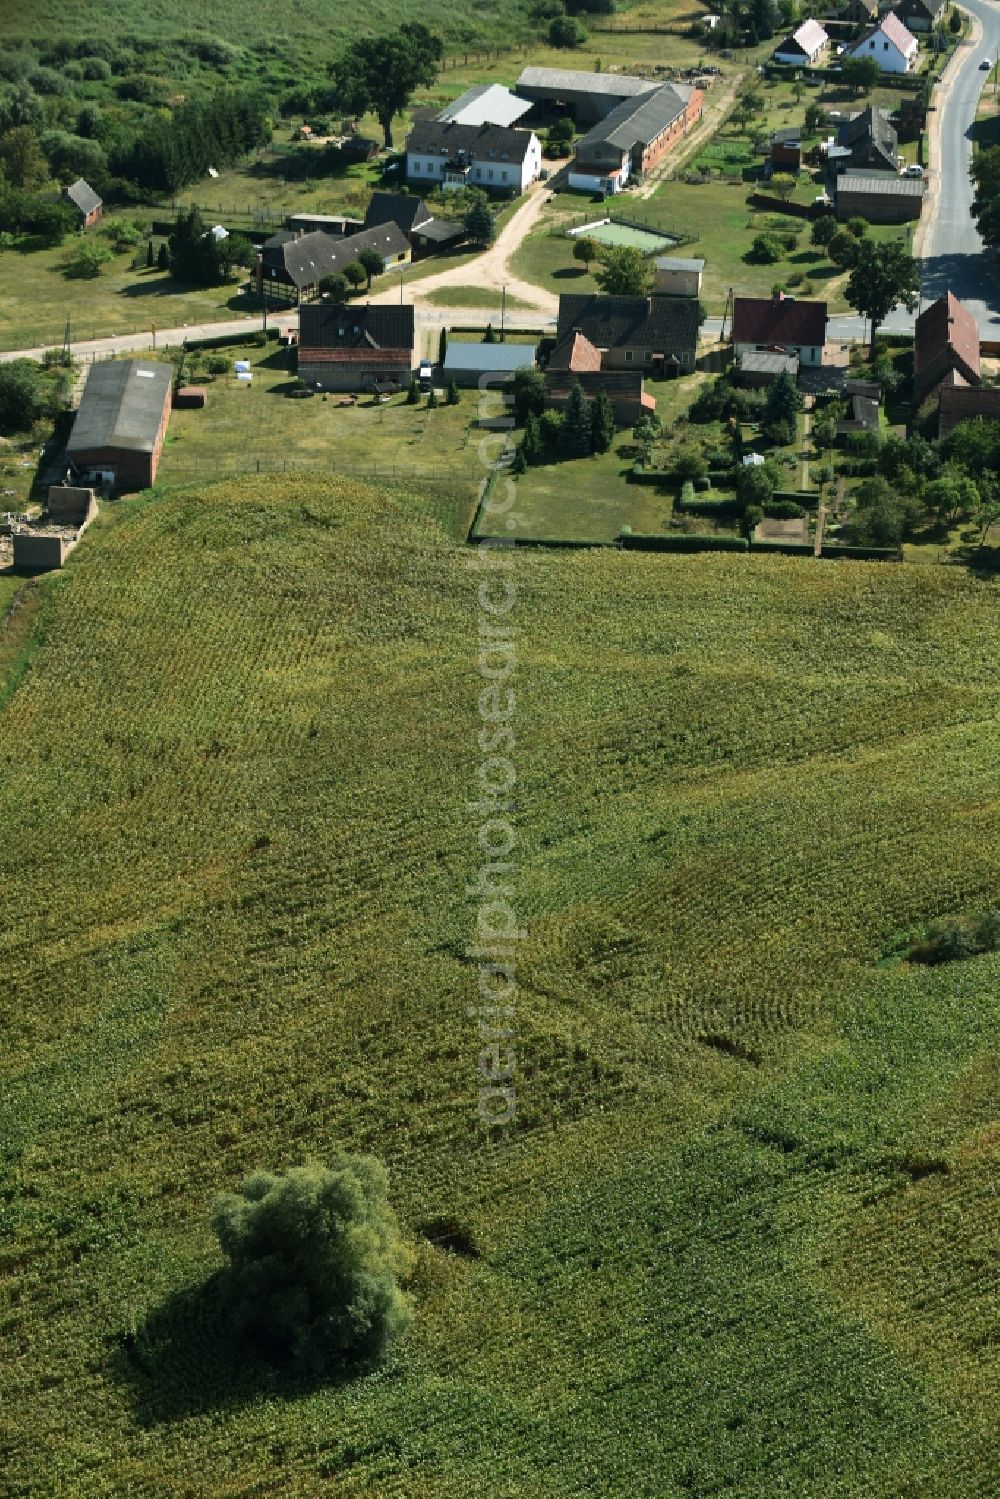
[574, 83, 694, 154]
[516, 65, 658, 98]
[68, 360, 171, 455]
[443, 343, 537, 372]
[437, 84, 533, 128]
[837, 172, 923, 195]
[654, 256, 705, 273]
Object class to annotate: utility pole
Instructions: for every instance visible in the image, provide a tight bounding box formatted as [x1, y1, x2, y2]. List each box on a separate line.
[501, 284, 506, 341]
[62, 315, 71, 362]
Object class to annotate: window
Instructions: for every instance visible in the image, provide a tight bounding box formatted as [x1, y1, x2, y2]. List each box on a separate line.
[625, 350, 634, 363]
[488, 169, 494, 181]
[884, 40, 889, 49]
[501, 170, 508, 182]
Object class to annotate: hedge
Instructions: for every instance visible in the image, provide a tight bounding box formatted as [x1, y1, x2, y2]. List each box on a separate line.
[821, 542, 902, 561]
[750, 538, 815, 556]
[772, 489, 818, 506]
[676, 493, 742, 517]
[184, 328, 278, 351]
[619, 532, 749, 553]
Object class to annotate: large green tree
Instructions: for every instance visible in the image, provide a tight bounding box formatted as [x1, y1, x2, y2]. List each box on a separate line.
[594, 244, 653, 296]
[845, 240, 920, 353]
[0, 125, 46, 189]
[331, 25, 443, 149]
[0, 358, 45, 434]
[559, 380, 593, 458]
[972, 146, 1000, 253]
[212, 1158, 411, 1373]
[841, 56, 881, 95]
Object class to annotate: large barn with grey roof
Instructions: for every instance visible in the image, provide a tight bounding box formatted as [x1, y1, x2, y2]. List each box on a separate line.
[67, 360, 172, 491]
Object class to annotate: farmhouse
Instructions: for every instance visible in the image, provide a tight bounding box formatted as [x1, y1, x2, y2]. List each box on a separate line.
[404, 121, 542, 193]
[838, 0, 879, 23]
[556, 293, 700, 373]
[836, 107, 899, 173]
[255, 223, 410, 302]
[732, 294, 828, 367]
[774, 19, 830, 65]
[61, 177, 102, 228]
[436, 83, 533, 128]
[893, 0, 945, 32]
[442, 341, 536, 388]
[363, 193, 465, 257]
[914, 291, 981, 397]
[515, 65, 658, 125]
[936, 383, 1000, 437]
[297, 304, 416, 393]
[654, 256, 704, 297]
[835, 170, 923, 221]
[287, 212, 363, 236]
[67, 360, 172, 491]
[847, 14, 918, 74]
[568, 83, 702, 195]
[544, 330, 653, 425]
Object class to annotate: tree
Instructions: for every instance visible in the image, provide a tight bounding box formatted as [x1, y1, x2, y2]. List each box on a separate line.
[949, 7, 962, 34]
[146, 239, 154, 267]
[407, 376, 419, 404]
[594, 244, 652, 295]
[483, 322, 497, 344]
[549, 15, 588, 46]
[841, 55, 881, 96]
[219, 234, 255, 274]
[736, 461, 775, 510]
[573, 235, 600, 270]
[427, 386, 438, 408]
[0, 125, 46, 188]
[521, 409, 543, 463]
[64, 239, 115, 278]
[771, 172, 796, 202]
[804, 101, 825, 137]
[846, 239, 920, 353]
[212, 1159, 411, 1373]
[167, 207, 227, 286]
[971, 145, 1000, 252]
[343, 259, 367, 291]
[319, 272, 350, 301]
[828, 228, 861, 269]
[810, 215, 836, 249]
[157, 241, 168, 271]
[331, 25, 443, 149]
[559, 380, 593, 457]
[764, 370, 802, 427]
[749, 0, 780, 40]
[811, 406, 839, 452]
[513, 365, 545, 422]
[358, 246, 384, 288]
[0, 358, 45, 433]
[590, 387, 616, 453]
[464, 197, 494, 248]
[446, 376, 459, 405]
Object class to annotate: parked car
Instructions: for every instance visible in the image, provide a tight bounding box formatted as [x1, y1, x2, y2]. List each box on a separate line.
[902, 163, 924, 178]
[981, 57, 992, 69]
[418, 360, 433, 391]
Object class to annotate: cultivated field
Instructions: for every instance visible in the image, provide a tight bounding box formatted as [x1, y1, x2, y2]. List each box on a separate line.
[2, 477, 1000, 1494]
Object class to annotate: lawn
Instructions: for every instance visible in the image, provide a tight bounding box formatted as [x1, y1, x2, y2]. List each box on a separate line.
[3, 475, 1000, 1494]
[0, 231, 253, 354]
[156, 339, 485, 537]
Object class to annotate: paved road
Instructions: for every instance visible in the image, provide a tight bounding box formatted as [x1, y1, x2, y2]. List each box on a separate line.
[915, 0, 1000, 334]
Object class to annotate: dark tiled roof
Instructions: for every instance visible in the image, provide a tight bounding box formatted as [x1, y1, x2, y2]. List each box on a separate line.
[915, 291, 980, 386]
[405, 120, 535, 164]
[544, 368, 647, 404]
[556, 293, 700, 353]
[838, 106, 898, 165]
[63, 177, 102, 216]
[299, 302, 415, 353]
[365, 192, 432, 235]
[415, 217, 465, 243]
[937, 384, 1000, 436]
[262, 224, 410, 290]
[574, 83, 694, 154]
[68, 361, 170, 455]
[732, 295, 827, 348]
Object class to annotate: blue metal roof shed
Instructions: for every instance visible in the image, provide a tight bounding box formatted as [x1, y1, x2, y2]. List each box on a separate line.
[442, 341, 537, 387]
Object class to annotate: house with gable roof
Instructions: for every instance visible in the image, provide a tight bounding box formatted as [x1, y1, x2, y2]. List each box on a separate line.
[847, 13, 919, 73]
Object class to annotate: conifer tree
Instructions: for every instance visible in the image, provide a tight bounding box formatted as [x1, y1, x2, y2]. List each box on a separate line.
[590, 387, 616, 454]
[559, 380, 593, 458]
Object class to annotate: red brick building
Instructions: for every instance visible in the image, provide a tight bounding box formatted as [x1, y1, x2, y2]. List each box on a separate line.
[914, 291, 981, 398]
[67, 361, 172, 491]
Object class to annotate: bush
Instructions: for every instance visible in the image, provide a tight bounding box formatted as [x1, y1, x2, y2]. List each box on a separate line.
[764, 498, 806, 518]
[213, 1159, 411, 1373]
[750, 232, 783, 263]
[0, 358, 45, 433]
[205, 355, 228, 376]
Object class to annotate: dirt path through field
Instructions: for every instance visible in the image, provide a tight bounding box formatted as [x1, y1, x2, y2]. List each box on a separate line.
[635, 69, 746, 199]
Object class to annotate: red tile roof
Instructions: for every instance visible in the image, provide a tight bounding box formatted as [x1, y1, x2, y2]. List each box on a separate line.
[879, 12, 918, 53]
[937, 383, 1000, 436]
[732, 295, 827, 349]
[914, 291, 980, 387]
[547, 329, 603, 372]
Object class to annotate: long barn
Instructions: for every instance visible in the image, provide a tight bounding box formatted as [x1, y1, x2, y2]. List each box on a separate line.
[67, 360, 173, 492]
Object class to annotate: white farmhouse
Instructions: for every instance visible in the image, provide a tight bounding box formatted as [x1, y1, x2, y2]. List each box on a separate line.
[405, 121, 542, 194]
[774, 18, 830, 66]
[847, 13, 919, 74]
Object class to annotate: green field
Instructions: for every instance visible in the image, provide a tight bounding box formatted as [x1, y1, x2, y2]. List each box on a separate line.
[2, 476, 1000, 1494]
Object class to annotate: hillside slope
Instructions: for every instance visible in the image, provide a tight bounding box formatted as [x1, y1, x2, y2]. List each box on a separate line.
[1, 478, 999, 1496]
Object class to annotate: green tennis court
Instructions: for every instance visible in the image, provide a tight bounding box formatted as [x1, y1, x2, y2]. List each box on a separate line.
[570, 220, 681, 254]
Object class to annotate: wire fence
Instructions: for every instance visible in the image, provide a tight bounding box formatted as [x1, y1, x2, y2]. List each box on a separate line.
[155, 456, 478, 487]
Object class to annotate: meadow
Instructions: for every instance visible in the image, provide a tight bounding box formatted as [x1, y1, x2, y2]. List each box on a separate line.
[1, 475, 1000, 1494]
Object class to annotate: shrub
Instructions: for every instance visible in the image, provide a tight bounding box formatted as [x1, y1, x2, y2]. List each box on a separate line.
[750, 232, 783, 263]
[212, 1158, 411, 1373]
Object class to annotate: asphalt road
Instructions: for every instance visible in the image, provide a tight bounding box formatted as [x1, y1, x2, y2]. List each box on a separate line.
[914, 0, 1000, 334]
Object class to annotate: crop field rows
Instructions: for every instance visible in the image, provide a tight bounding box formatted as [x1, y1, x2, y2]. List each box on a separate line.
[1, 479, 1000, 1492]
